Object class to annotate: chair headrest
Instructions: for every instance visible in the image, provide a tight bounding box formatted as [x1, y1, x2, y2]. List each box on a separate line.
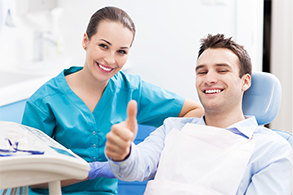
[242, 72, 282, 126]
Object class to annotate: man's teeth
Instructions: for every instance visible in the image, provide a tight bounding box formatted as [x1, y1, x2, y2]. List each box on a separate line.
[99, 64, 112, 71]
[205, 89, 221, 94]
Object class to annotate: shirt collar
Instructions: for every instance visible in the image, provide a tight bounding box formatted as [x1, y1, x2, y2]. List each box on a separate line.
[197, 116, 207, 126]
[198, 115, 258, 139]
[226, 116, 258, 139]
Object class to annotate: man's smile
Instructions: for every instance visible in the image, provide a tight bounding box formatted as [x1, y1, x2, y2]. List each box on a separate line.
[203, 88, 224, 94]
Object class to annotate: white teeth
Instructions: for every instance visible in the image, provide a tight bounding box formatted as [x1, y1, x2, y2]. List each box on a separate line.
[99, 64, 112, 71]
[205, 89, 221, 94]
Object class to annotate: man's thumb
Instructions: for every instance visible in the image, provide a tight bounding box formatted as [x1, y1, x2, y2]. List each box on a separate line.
[126, 100, 138, 134]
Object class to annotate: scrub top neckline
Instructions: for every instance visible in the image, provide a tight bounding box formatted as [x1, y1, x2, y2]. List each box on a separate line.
[58, 67, 113, 116]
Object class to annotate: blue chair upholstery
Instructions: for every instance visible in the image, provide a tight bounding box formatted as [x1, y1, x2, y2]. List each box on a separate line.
[242, 72, 292, 146]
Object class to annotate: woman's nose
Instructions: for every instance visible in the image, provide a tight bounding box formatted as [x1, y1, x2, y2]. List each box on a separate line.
[104, 51, 115, 65]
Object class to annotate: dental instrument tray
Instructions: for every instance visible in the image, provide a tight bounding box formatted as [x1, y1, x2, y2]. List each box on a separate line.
[0, 121, 89, 193]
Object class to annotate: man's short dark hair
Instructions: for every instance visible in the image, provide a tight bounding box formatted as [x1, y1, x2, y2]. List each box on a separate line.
[198, 34, 252, 77]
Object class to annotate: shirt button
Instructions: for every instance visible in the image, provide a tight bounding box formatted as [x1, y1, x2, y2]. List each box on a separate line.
[93, 157, 96, 161]
[93, 144, 96, 148]
[92, 131, 96, 135]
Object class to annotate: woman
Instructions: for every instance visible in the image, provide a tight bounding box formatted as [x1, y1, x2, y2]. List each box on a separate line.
[22, 6, 203, 195]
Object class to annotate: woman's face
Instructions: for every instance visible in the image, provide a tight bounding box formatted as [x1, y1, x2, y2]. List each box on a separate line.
[82, 20, 134, 83]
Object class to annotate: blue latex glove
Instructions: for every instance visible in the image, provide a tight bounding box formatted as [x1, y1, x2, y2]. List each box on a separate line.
[88, 161, 116, 180]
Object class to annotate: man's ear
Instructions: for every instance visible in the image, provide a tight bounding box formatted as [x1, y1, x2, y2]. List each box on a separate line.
[82, 33, 89, 50]
[242, 74, 251, 92]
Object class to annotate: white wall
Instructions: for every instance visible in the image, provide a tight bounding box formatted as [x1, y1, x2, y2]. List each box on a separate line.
[1, 0, 266, 115]
[0, 0, 61, 70]
[270, 0, 293, 133]
[55, 0, 264, 102]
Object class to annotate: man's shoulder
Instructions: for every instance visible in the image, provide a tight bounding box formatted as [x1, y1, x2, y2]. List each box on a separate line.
[255, 126, 288, 139]
[254, 126, 292, 149]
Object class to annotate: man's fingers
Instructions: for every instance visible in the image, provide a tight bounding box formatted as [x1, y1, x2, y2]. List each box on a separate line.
[105, 139, 131, 158]
[105, 100, 138, 161]
[105, 149, 130, 161]
[110, 122, 134, 141]
[126, 100, 138, 136]
[106, 125, 132, 161]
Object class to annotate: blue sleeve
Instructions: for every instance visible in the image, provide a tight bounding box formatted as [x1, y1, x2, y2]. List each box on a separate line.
[136, 80, 185, 127]
[21, 98, 56, 137]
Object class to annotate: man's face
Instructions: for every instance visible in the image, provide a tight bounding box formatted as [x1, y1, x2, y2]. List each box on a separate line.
[195, 48, 250, 115]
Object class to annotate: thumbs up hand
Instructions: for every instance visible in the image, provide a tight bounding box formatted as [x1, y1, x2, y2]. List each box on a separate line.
[106, 100, 138, 161]
[125, 100, 138, 140]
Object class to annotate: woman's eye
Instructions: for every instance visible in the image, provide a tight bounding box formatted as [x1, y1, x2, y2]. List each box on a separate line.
[118, 50, 127, 55]
[99, 44, 108, 49]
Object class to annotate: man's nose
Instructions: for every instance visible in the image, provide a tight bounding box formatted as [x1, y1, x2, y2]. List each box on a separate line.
[204, 71, 218, 84]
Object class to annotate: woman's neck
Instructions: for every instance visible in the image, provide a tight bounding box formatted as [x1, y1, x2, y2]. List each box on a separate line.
[65, 67, 108, 112]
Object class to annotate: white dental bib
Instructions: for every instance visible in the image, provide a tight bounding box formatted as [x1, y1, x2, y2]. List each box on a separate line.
[144, 123, 255, 195]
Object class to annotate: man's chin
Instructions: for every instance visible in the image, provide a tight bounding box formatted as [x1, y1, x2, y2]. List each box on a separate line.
[203, 105, 223, 114]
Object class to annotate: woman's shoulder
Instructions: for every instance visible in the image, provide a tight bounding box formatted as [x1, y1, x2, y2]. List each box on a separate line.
[111, 71, 142, 89]
[28, 70, 66, 102]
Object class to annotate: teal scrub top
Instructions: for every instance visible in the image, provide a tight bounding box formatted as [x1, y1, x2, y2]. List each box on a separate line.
[22, 66, 185, 195]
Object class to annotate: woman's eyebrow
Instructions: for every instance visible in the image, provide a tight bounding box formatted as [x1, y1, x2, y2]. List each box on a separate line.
[120, 46, 129, 49]
[100, 39, 111, 45]
[100, 39, 129, 49]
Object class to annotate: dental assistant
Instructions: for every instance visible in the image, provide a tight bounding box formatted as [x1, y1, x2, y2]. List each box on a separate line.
[21, 6, 204, 195]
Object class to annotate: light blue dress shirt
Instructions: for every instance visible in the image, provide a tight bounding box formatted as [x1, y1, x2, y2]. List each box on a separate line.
[109, 116, 292, 195]
[22, 66, 185, 195]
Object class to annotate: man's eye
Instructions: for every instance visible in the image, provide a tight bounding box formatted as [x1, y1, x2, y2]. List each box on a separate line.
[197, 71, 207, 75]
[99, 44, 108, 49]
[218, 70, 228, 73]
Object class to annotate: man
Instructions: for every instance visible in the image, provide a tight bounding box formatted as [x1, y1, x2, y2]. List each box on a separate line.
[105, 34, 292, 194]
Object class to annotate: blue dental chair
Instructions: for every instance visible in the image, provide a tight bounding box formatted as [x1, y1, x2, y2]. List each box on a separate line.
[242, 71, 292, 145]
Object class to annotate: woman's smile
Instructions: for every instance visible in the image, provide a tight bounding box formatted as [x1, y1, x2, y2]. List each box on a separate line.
[97, 62, 114, 73]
